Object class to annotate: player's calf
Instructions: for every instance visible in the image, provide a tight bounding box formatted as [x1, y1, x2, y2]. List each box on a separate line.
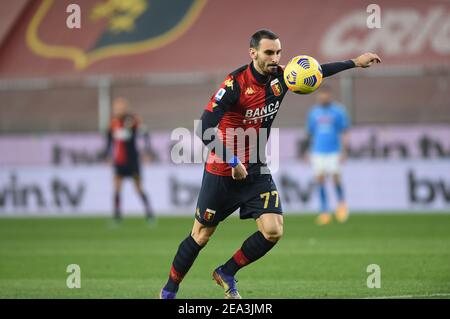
[161, 234, 205, 296]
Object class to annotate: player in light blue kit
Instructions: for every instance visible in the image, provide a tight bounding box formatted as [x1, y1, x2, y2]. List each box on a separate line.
[305, 85, 350, 225]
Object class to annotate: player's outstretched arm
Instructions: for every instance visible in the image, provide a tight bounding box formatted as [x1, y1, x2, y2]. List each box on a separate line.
[321, 52, 381, 78]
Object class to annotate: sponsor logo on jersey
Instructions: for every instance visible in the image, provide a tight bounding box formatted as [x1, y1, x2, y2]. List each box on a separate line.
[318, 116, 333, 124]
[113, 128, 132, 141]
[244, 101, 280, 123]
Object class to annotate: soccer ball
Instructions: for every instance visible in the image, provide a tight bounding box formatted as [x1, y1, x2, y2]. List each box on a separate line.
[283, 55, 323, 94]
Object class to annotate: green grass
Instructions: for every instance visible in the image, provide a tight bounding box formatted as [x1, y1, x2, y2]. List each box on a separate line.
[0, 214, 449, 298]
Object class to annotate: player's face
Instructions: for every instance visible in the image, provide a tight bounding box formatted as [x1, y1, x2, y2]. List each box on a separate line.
[113, 98, 129, 117]
[250, 38, 282, 75]
[317, 91, 332, 105]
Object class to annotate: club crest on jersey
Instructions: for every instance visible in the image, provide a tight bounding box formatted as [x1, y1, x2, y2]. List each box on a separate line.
[270, 78, 283, 96]
[203, 208, 216, 221]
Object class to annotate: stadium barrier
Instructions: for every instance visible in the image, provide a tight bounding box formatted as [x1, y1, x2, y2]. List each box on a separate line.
[0, 125, 449, 166]
[1, 160, 449, 216]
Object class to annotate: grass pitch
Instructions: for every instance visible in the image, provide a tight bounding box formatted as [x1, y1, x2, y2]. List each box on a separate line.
[0, 214, 449, 299]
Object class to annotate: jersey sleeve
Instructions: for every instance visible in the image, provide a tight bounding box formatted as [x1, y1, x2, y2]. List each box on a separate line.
[338, 107, 350, 132]
[197, 75, 241, 165]
[321, 60, 356, 78]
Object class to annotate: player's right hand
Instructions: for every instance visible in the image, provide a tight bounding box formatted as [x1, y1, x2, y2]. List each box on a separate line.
[232, 162, 248, 180]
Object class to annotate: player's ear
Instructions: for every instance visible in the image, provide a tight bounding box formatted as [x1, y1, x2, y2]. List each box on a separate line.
[249, 47, 257, 59]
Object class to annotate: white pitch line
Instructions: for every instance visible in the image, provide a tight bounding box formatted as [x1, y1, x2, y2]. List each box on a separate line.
[364, 293, 450, 299]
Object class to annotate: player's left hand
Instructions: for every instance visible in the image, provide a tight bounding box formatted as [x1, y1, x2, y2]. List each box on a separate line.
[352, 53, 381, 68]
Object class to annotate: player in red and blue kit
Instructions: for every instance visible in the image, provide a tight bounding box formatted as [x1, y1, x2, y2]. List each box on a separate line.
[160, 29, 380, 299]
[105, 97, 154, 224]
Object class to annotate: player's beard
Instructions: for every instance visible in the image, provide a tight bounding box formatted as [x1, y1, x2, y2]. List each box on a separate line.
[256, 56, 278, 75]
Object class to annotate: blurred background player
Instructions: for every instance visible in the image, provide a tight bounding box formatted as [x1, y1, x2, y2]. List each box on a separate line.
[305, 85, 350, 225]
[104, 97, 155, 225]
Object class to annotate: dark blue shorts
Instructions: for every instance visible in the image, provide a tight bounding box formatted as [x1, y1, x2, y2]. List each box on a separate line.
[195, 170, 283, 226]
[114, 161, 140, 178]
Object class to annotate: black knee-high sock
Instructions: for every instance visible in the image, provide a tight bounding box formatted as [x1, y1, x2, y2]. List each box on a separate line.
[222, 231, 276, 276]
[164, 234, 204, 293]
[114, 192, 121, 220]
[139, 191, 153, 218]
[335, 181, 345, 202]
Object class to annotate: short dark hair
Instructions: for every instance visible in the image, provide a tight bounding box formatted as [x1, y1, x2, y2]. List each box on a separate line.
[250, 29, 279, 49]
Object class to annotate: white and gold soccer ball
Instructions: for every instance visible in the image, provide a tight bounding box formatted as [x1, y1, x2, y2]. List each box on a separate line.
[283, 55, 323, 94]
